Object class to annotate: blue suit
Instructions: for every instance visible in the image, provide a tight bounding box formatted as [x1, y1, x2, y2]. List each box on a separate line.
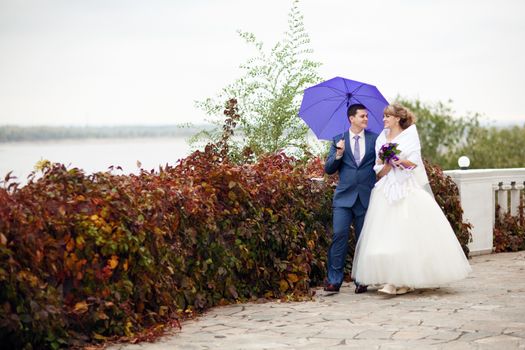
[324, 129, 378, 287]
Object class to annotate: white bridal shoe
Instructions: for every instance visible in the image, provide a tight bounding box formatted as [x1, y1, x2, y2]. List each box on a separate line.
[395, 286, 415, 295]
[378, 284, 397, 295]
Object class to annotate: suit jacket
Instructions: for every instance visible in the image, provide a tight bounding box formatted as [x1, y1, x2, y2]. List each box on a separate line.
[324, 130, 378, 208]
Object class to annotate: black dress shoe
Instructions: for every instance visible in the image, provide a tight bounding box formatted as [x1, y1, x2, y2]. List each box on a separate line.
[355, 285, 368, 294]
[323, 283, 340, 293]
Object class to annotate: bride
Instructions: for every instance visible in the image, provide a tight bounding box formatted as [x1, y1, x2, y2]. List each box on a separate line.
[351, 103, 471, 295]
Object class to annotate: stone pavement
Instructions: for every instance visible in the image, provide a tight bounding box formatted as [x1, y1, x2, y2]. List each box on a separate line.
[109, 252, 525, 350]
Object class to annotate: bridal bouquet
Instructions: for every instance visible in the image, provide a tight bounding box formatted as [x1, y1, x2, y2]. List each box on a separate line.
[378, 143, 401, 163]
[378, 143, 414, 169]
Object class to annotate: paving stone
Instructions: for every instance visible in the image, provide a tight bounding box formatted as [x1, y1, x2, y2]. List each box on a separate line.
[207, 305, 246, 317]
[456, 330, 498, 342]
[107, 252, 525, 350]
[508, 331, 525, 339]
[425, 330, 462, 341]
[391, 329, 436, 340]
[436, 341, 478, 350]
[474, 334, 525, 349]
[293, 337, 347, 349]
[376, 339, 439, 349]
[461, 320, 507, 334]
[354, 329, 395, 340]
[310, 325, 365, 339]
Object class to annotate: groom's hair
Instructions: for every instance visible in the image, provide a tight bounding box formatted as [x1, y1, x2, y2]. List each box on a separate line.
[347, 104, 367, 118]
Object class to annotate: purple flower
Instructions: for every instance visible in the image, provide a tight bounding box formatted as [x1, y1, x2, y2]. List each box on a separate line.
[378, 143, 414, 170]
[378, 143, 400, 163]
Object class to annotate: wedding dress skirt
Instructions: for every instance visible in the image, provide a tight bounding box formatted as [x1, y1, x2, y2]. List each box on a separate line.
[351, 179, 472, 288]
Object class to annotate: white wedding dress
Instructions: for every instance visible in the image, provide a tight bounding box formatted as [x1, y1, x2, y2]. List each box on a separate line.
[351, 125, 471, 288]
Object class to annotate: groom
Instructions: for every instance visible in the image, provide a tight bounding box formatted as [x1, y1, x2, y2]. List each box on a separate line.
[324, 104, 378, 294]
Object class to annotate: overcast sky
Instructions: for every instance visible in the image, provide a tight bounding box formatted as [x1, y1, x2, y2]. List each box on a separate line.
[0, 0, 524, 126]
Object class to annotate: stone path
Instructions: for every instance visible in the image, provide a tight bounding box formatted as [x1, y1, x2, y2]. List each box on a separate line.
[109, 251, 525, 350]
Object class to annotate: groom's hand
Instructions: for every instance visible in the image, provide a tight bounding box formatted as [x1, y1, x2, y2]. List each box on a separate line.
[335, 139, 345, 158]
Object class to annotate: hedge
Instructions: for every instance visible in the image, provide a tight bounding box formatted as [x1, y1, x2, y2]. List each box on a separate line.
[0, 149, 470, 349]
[0, 148, 333, 348]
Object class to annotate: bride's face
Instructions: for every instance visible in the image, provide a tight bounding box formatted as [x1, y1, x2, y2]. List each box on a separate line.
[383, 114, 399, 129]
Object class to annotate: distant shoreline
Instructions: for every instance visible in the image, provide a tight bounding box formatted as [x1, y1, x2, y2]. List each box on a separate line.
[0, 136, 193, 145]
[0, 124, 213, 143]
[1, 120, 523, 143]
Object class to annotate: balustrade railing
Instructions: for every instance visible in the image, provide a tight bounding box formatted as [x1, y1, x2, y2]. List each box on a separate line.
[495, 181, 525, 218]
[445, 168, 525, 255]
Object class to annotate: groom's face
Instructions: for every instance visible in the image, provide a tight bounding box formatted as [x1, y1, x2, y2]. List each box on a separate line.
[349, 109, 368, 131]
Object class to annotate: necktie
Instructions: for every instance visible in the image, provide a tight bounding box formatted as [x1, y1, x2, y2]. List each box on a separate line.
[353, 135, 361, 165]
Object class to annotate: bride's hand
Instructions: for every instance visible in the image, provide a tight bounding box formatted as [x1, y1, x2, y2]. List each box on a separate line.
[391, 159, 402, 168]
[392, 159, 417, 169]
[377, 162, 392, 179]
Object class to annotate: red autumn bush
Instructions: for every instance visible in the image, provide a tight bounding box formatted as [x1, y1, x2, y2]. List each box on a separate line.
[0, 154, 472, 349]
[493, 204, 525, 252]
[0, 147, 333, 348]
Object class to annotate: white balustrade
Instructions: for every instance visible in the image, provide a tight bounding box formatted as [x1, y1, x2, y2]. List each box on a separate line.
[510, 182, 524, 216]
[444, 168, 525, 256]
[498, 183, 512, 216]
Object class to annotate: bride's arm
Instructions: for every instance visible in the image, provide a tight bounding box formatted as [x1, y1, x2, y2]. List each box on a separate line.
[375, 159, 392, 179]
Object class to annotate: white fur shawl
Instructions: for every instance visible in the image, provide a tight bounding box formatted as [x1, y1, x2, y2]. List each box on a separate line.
[374, 125, 431, 203]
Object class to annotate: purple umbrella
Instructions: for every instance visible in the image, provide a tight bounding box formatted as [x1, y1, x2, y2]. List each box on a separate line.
[298, 77, 388, 140]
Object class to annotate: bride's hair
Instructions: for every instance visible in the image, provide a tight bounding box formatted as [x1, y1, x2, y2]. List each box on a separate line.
[384, 103, 417, 129]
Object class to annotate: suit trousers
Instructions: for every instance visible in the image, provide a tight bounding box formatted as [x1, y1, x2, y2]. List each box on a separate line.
[327, 197, 367, 287]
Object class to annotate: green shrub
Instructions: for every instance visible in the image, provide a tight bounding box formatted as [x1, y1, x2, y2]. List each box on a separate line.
[193, 1, 323, 160]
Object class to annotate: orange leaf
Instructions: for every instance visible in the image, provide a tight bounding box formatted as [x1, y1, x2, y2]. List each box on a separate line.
[96, 311, 109, 320]
[307, 240, 315, 250]
[93, 332, 107, 340]
[108, 255, 119, 270]
[0, 233, 7, 246]
[73, 301, 88, 314]
[75, 236, 85, 250]
[287, 273, 299, 283]
[159, 305, 168, 316]
[66, 238, 75, 252]
[279, 279, 289, 292]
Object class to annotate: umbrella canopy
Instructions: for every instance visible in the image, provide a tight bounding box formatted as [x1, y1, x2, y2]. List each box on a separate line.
[299, 77, 388, 140]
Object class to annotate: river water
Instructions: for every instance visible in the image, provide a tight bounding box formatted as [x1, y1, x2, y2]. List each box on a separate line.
[0, 137, 194, 184]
